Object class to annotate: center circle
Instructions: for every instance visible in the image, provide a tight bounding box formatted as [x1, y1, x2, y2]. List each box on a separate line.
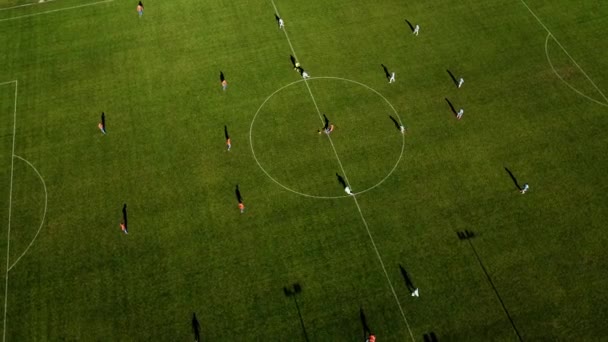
[249, 76, 405, 199]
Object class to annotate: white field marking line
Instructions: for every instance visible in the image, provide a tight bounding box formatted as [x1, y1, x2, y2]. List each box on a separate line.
[544, 33, 608, 108]
[7, 156, 47, 272]
[302, 77, 415, 342]
[2, 80, 17, 342]
[270, 1, 415, 340]
[519, 0, 608, 105]
[0, 0, 113, 22]
[249, 76, 405, 200]
[0, 0, 57, 11]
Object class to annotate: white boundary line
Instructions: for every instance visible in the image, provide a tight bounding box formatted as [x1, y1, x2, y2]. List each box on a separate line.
[519, 0, 608, 104]
[0, 0, 57, 11]
[544, 33, 608, 107]
[8, 155, 48, 272]
[0, 0, 113, 23]
[269, 1, 415, 340]
[2, 80, 17, 342]
[249, 76, 405, 199]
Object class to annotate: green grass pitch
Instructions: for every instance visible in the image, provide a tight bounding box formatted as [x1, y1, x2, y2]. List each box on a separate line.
[1, 0, 608, 340]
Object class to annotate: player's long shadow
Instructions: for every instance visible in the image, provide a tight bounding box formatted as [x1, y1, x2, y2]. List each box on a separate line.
[405, 19, 414, 32]
[359, 308, 371, 338]
[446, 69, 458, 87]
[192, 313, 201, 342]
[290, 55, 296, 68]
[122, 204, 128, 228]
[284, 284, 309, 342]
[389, 115, 401, 131]
[235, 185, 243, 203]
[381, 64, 391, 80]
[224, 125, 230, 140]
[336, 173, 347, 188]
[399, 264, 416, 293]
[423, 332, 438, 342]
[445, 98, 457, 115]
[220, 71, 225, 82]
[504, 167, 522, 190]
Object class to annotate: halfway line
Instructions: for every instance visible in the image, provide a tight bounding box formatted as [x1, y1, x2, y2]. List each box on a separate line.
[269, 1, 415, 340]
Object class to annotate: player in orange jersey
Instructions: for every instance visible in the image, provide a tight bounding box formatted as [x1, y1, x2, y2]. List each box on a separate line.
[120, 221, 128, 234]
[224, 126, 231, 151]
[137, 1, 143, 17]
[98, 112, 106, 134]
[235, 185, 244, 213]
[220, 71, 228, 91]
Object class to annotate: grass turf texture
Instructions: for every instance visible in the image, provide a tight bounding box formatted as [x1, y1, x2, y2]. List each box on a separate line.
[1, 0, 608, 340]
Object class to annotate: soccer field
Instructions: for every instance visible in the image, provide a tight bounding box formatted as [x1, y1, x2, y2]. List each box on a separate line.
[1, 0, 608, 340]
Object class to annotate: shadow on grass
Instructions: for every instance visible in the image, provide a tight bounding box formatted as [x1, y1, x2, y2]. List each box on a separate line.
[122, 203, 127, 229]
[405, 19, 414, 32]
[399, 264, 416, 293]
[445, 98, 457, 115]
[359, 307, 371, 338]
[457, 231, 523, 341]
[423, 332, 438, 342]
[336, 173, 346, 188]
[389, 115, 401, 131]
[504, 167, 522, 190]
[235, 185, 243, 203]
[192, 313, 201, 341]
[446, 69, 458, 87]
[381, 64, 391, 80]
[284, 283, 309, 342]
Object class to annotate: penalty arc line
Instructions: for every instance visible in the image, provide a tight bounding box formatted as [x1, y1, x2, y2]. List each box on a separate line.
[544, 33, 608, 108]
[2, 80, 17, 342]
[7, 155, 48, 272]
[518, 0, 608, 105]
[269, 1, 415, 341]
[0, 0, 113, 23]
